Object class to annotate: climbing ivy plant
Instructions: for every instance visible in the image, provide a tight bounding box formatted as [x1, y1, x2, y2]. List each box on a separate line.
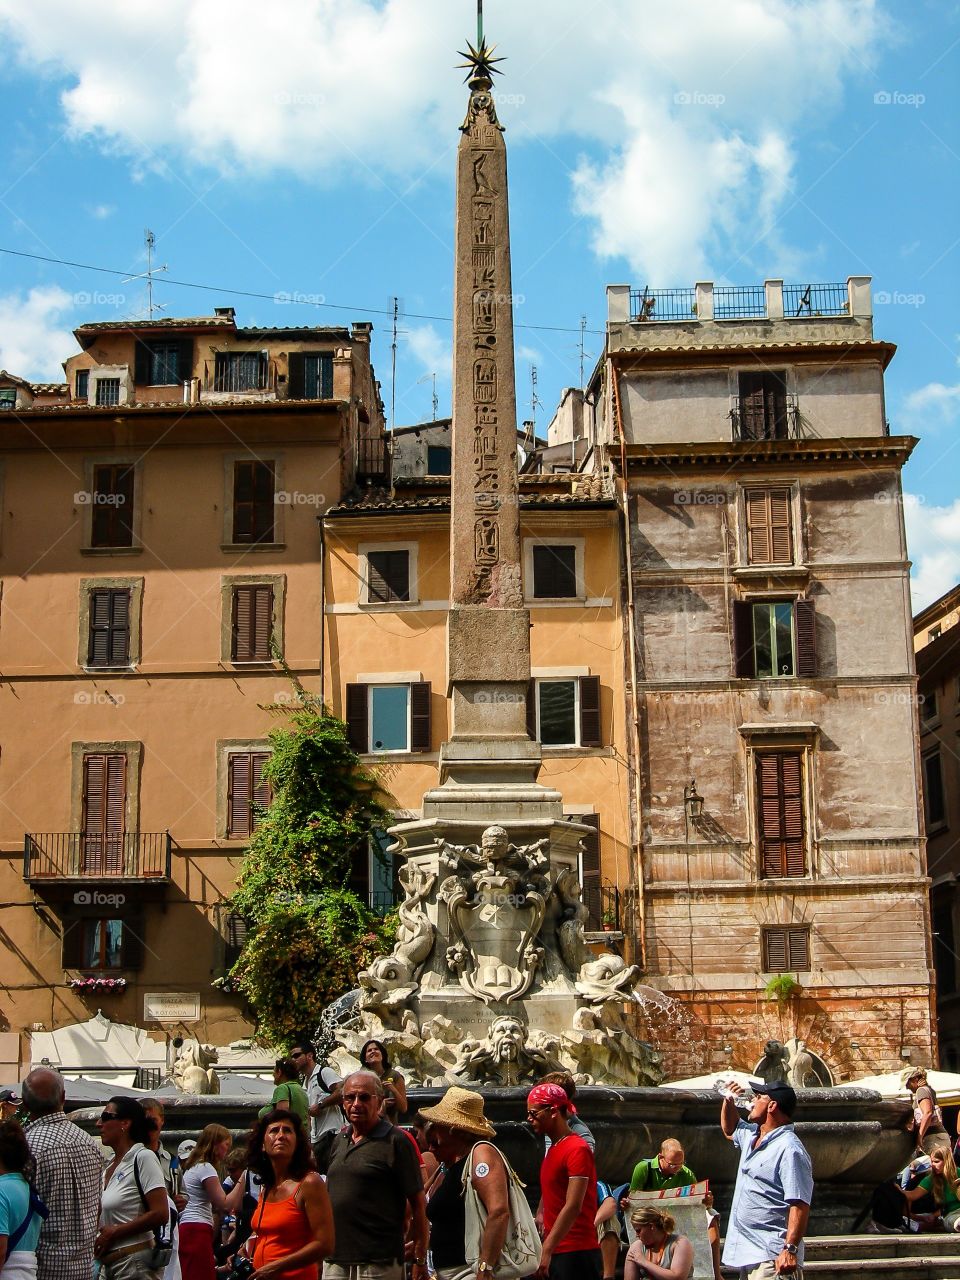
[224, 690, 396, 1047]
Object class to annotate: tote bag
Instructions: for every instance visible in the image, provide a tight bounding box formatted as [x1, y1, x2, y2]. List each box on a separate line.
[461, 1143, 540, 1279]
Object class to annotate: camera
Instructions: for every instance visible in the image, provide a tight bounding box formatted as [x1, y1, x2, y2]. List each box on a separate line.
[228, 1257, 255, 1280]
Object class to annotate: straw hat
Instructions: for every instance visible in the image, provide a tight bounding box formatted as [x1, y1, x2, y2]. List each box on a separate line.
[418, 1087, 496, 1139]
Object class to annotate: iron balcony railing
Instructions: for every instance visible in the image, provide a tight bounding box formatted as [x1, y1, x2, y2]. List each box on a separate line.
[204, 356, 276, 395]
[630, 287, 698, 322]
[783, 282, 848, 318]
[357, 433, 390, 486]
[730, 394, 803, 441]
[24, 832, 172, 881]
[713, 285, 768, 320]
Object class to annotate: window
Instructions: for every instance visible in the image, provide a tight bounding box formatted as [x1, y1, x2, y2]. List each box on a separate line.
[756, 751, 806, 878]
[87, 588, 131, 667]
[920, 689, 939, 730]
[427, 445, 452, 475]
[223, 912, 249, 969]
[0, 389, 15, 410]
[134, 339, 191, 386]
[345, 682, 431, 754]
[227, 751, 271, 838]
[81, 751, 126, 873]
[232, 460, 276, 543]
[75, 370, 89, 401]
[733, 598, 816, 678]
[231, 584, 274, 662]
[744, 488, 793, 565]
[288, 352, 333, 400]
[529, 676, 602, 747]
[924, 750, 946, 829]
[90, 465, 134, 548]
[762, 925, 810, 971]
[95, 378, 121, 407]
[62, 915, 143, 971]
[737, 370, 788, 440]
[367, 550, 410, 603]
[933, 904, 957, 997]
[349, 830, 401, 914]
[215, 351, 267, 393]
[532, 544, 578, 599]
[572, 813, 602, 930]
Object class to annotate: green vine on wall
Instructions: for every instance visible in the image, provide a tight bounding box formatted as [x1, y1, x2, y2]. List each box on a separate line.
[223, 690, 396, 1047]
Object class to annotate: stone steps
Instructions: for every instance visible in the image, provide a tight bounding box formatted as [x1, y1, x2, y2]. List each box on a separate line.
[718, 1235, 960, 1280]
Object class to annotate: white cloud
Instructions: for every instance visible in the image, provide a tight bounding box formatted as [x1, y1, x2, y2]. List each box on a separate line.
[0, 0, 886, 280]
[0, 286, 76, 380]
[905, 494, 960, 611]
[405, 323, 451, 377]
[86, 203, 116, 219]
[901, 382, 960, 430]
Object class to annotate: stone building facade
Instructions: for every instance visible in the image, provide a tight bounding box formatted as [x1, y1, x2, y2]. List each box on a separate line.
[915, 584, 960, 1068]
[0, 311, 383, 1077]
[588, 276, 935, 1078]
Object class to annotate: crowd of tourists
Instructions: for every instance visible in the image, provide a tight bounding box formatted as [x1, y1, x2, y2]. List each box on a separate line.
[0, 1044, 818, 1280]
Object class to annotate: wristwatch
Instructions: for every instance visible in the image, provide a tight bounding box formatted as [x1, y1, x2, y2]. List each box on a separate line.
[783, 1243, 799, 1255]
[477, 1265, 495, 1276]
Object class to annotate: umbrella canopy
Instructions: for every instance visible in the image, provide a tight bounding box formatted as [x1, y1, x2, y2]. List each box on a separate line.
[849, 1069, 960, 1105]
[659, 1069, 756, 1091]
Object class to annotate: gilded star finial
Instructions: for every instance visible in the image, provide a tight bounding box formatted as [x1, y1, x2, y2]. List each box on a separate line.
[456, 35, 506, 85]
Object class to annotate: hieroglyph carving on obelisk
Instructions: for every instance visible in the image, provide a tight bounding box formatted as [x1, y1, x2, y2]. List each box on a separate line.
[451, 42, 522, 610]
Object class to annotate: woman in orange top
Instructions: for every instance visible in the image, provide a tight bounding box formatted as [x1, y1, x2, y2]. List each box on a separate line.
[242, 1109, 333, 1280]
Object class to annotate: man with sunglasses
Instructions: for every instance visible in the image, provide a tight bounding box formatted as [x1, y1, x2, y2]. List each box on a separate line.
[323, 1071, 428, 1280]
[525, 1082, 601, 1280]
[289, 1038, 343, 1167]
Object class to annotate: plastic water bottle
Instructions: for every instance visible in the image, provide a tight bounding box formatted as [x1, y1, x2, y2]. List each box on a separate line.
[714, 1078, 754, 1110]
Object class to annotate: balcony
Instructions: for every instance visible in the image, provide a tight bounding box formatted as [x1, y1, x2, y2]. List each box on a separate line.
[730, 393, 803, 441]
[24, 832, 172, 889]
[613, 276, 870, 328]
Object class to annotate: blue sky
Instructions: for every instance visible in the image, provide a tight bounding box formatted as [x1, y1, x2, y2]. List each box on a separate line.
[0, 0, 957, 607]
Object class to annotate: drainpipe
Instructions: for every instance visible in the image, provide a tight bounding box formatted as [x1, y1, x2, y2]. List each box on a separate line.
[318, 516, 327, 710]
[613, 356, 647, 970]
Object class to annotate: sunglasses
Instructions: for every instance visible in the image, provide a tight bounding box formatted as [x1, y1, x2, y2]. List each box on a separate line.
[526, 1106, 554, 1119]
[99, 1111, 120, 1122]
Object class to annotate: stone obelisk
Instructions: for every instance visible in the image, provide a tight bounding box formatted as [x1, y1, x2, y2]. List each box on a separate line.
[437, 30, 542, 807]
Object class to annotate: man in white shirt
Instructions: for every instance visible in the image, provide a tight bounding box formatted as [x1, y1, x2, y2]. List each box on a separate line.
[290, 1038, 343, 1160]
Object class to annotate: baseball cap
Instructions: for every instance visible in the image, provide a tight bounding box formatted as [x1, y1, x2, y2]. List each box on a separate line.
[177, 1139, 196, 1161]
[0, 1088, 21, 1105]
[750, 1081, 798, 1114]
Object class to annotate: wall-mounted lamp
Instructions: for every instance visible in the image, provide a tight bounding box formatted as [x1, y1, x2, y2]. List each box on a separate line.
[684, 780, 704, 821]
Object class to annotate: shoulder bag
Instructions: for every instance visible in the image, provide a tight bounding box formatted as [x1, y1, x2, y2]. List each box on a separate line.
[461, 1143, 539, 1280]
[132, 1153, 174, 1270]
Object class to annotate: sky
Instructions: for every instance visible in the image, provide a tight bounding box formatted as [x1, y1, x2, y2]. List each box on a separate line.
[0, 0, 957, 608]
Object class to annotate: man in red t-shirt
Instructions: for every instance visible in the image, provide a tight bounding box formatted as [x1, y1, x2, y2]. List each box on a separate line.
[526, 1082, 601, 1280]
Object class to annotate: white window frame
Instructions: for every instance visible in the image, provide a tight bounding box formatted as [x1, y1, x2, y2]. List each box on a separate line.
[535, 676, 581, 747]
[89, 366, 133, 409]
[368, 682, 412, 754]
[359, 541, 419, 607]
[524, 536, 585, 602]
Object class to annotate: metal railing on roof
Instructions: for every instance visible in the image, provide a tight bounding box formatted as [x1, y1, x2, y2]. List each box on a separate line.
[629, 288, 698, 322]
[783, 282, 849, 318]
[713, 285, 767, 320]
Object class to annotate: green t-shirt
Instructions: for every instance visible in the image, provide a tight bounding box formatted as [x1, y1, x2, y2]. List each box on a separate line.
[919, 1174, 960, 1216]
[259, 1080, 310, 1129]
[629, 1156, 696, 1193]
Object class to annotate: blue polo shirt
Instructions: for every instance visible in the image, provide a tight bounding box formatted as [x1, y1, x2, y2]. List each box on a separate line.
[722, 1120, 813, 1269]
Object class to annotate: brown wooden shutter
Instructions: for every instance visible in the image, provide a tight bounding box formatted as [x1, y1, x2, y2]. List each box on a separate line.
[367, 551, 410, 603]
[109, 590, 130, 666]
[409, 682, 431, 752]
[786, 927, 810, 969]
[579, 675, 602, 747]
[177, 339, 193, 381]
[794, 598, 817, 677]
[120, 916, 144, 970]
[232, 585, 273, 660]
[769, 489, 792, 563]
[227, 753, 251, 838]
[87, 588, 130, 666]
[251, 751, 272, 818]
[133, 340, 151, 385]
[61, 919, 85, 969]
[578, 813, 602, 930]
[757, 751, 806, 878]
[233, 461, 275, 543]
[346, 684, 369, 753]
[526, 679, 536, 739]
[745, 490, 772, 564]
[732, 601, 754, 677]
[763, 928, 788, 970]
[745, 488, 792, 565]
[82, 753, 126, 873]
[739, 372, 787, 439]
[287, 352, 305, 399]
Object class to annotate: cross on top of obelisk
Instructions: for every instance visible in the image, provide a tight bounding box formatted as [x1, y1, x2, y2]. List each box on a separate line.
[457, 0, 505, 86]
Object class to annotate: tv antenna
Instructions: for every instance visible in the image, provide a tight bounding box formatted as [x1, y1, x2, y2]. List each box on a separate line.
[529, 364, 541, 432]
[417, 372, 439, 422]
[389, 296, 408, 431]
[122, 229, 168, 317]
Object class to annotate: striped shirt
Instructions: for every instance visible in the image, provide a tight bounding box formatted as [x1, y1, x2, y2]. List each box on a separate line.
[25, 1112, 102, 1280]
